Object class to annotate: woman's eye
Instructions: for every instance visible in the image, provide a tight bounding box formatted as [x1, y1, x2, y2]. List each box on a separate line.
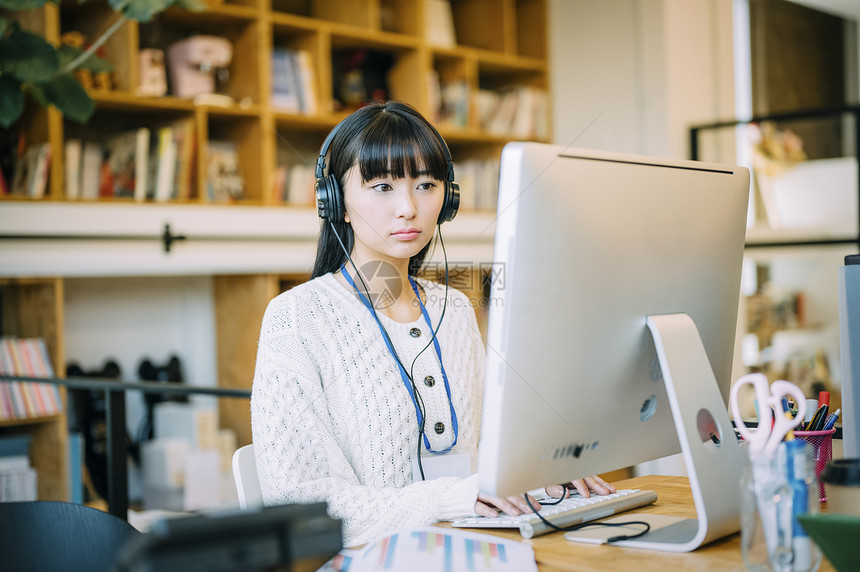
[417, 182, 437, 191]
[372, 183, 393, 193]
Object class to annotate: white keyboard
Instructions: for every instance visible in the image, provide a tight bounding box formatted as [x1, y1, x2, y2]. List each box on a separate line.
[451, 489, 658, 539]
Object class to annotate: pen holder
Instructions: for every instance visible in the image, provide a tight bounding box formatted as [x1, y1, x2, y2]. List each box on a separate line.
[794, 429, 836, 503]
[740, 442, 822, 572]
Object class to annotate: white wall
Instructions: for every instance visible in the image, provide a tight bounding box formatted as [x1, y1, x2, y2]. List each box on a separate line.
[549, 0, 736, 160]
[64, 275, 219, 426]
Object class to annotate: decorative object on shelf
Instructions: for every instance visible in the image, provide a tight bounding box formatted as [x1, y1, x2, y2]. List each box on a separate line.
[167, 35, 233, 99]
[137, 49, 168, 97]
[749, 121, 807, 178]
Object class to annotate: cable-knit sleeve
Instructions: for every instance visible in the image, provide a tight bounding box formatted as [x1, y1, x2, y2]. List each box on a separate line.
[250, 287, 481, 546]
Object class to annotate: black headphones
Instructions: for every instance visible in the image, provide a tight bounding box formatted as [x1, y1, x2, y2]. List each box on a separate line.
[314, 114, 460, 225]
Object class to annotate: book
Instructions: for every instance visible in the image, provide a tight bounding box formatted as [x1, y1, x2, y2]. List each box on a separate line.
[171, 121, 195, 201]
[64, 139, 83, 199]
[153, 126, 178, 202]
[285, 163, 314, 205]
[293, 49, 318, 115]
[205, 140, 244, 202]
[80, 141, 104, 200]
[0, 338, 60, 419]
[10, 143, 50, 198]
[133, 128, 151, 202]
[102, 130, 139, 198]
[271, 47, 302, 112]
[28, 143, 51, 198]
[272, 164, 288, 203]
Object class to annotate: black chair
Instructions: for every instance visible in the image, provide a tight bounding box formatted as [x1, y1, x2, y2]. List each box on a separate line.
[0, 501, 140, 571]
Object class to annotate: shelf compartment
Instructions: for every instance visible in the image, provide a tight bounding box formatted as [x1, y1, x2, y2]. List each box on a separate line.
[138, 11, 264, 106]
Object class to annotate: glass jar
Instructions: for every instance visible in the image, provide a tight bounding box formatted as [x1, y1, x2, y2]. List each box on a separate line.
[740, 440, 822, 572]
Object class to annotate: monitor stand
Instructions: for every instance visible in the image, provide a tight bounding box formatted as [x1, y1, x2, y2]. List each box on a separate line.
[612, 313, 744, 552]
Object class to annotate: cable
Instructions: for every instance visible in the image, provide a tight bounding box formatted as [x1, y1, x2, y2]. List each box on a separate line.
[524, 488, 651, 543]
[409, 223, 451, 480]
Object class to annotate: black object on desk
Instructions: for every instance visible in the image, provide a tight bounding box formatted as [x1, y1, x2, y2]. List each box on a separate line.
[114, 502, 343, 572]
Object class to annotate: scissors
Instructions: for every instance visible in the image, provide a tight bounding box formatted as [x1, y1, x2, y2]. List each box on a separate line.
[730, 373, 807, 457]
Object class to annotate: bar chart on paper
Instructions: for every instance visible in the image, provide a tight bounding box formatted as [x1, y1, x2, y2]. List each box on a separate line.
[336, 527, 538, 572]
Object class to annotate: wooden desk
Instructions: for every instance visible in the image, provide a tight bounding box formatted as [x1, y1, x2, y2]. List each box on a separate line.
[448, 475, 836, 572]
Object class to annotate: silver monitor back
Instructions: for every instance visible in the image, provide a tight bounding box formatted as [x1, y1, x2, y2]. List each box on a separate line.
[479, 142, 750, 498]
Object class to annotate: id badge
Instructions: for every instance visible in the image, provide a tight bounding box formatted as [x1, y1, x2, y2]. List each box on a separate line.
[411, 452, 472, 482]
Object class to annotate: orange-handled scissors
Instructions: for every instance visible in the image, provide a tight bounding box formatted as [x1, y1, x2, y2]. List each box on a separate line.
[730, 373, 807, 457]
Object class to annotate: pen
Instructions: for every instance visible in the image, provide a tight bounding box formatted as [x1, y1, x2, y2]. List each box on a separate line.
[823, 408, 841, 431]
[804, 404, 827, 431]
[811, 404, 829, 431]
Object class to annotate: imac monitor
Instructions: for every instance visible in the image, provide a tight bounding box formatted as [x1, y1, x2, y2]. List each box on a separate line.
[478, 142, 750, 551]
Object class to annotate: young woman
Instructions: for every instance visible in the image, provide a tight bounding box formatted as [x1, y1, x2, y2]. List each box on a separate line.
[250, 101, 614, 546]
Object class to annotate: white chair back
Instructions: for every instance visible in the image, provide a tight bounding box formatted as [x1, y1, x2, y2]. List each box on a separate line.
[232, 444, 263, 509]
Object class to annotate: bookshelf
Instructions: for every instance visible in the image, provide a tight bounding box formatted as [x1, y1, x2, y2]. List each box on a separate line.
[0, 278, 69, 501]
[0, 0, 548, 470]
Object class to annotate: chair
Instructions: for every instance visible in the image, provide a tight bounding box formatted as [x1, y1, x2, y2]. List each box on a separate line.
[0, 500, 140, 571]
[232, 443, 264, 509]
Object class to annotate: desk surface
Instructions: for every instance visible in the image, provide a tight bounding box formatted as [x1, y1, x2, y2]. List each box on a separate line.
[445, 475, 836, 572]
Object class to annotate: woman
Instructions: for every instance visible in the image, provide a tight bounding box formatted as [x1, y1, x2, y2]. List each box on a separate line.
[250, 101, 613, 546]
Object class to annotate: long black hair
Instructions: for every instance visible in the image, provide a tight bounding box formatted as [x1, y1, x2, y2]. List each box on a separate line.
[310, 101, 450, 279]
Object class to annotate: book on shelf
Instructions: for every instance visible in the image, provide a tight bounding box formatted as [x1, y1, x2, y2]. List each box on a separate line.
[205, 140, 244, 202]
[285, 163, 315, 206]
[80, 141, 104, 200]
[272, 164, 288, 203]
[0, 435, 37, 502]
[9, 143, 51, 198]
[0, 337, 62, 421]
[476, 86, 549, 140]
[100, 128, 150, 199]
[271, 47, 318, 115]
[453, 158, 500, 211]
[149, 118, 195, 202]
[64, 139, 82, 199]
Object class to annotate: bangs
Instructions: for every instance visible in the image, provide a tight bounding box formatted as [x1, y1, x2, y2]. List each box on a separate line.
[356, 115, 449, 183]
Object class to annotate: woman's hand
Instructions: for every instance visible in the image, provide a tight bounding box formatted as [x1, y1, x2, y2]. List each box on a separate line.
[474, 491, 542, 518]
[545, 475, 616, 499]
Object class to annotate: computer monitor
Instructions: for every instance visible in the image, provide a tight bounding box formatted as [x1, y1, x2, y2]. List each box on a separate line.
[477, 142, 750, 552]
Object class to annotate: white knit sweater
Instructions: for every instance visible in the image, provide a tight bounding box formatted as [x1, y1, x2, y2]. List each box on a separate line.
[250, 272, 485, 546]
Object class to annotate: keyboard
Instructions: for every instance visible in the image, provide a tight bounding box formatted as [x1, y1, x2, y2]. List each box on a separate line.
[451, 489, 658, 539]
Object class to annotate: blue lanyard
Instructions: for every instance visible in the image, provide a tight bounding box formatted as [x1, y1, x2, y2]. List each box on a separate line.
[340, 265, 458, 454]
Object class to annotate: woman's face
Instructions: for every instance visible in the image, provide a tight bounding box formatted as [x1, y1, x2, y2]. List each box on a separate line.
[342, 163, 444, 265]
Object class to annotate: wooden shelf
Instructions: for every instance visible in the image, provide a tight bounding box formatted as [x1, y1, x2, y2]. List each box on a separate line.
[0, 278, 68, 502]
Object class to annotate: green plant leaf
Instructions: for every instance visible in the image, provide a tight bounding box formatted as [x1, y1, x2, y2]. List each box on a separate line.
[0, 76, 25, 129]
[0, 0, 50, 9]
[0, 18, 9, 40]
[173, 0, 206, 12]
[110, 0, 173, 21]
[42, 74, 94, 124]
[0, 28, 59, 82]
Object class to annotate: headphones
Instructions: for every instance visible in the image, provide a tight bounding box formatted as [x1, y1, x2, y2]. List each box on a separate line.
[315, 113, 460, 225]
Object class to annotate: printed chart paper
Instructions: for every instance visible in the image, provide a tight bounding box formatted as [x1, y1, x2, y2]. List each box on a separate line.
[326, 527, 538, 572]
